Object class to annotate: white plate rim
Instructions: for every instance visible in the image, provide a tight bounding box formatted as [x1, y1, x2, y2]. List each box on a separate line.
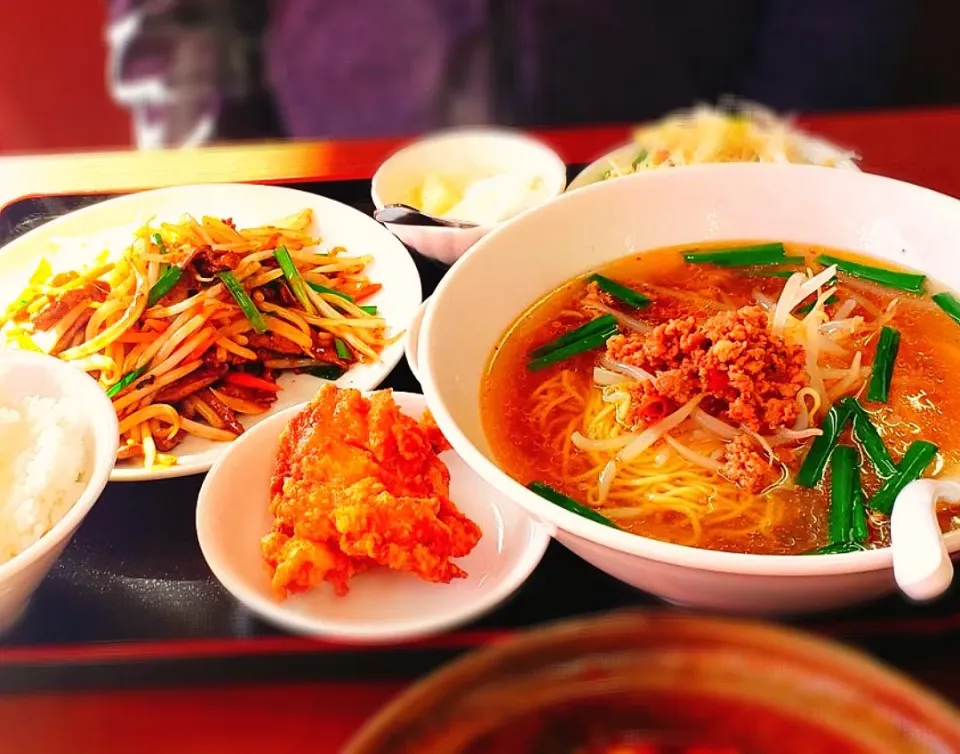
[0, 183, 423, 482]
[196, 391, 550, 643]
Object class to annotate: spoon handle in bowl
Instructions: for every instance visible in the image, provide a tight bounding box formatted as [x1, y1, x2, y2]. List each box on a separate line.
[891, 479, 960, 602]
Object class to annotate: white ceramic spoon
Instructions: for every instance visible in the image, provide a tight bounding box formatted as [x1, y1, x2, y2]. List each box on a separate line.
[891, 479, 960, 601]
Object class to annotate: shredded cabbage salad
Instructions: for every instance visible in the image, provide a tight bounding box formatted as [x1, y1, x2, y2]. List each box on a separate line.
[599, 103, 858, 181]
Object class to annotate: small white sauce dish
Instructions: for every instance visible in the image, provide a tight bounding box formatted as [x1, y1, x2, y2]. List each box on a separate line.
[0, 351, 118, 633]
[196, 391, 549, 644]
[371, 128, 568, 266]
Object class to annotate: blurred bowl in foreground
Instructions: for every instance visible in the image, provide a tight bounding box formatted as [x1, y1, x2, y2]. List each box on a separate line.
[346, 611, 960, 754]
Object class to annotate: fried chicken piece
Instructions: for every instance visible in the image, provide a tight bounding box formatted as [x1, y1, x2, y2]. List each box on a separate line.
[263, 385, 481, 598]
[261, 530, 361, 597]
[332, 479, 478, 583]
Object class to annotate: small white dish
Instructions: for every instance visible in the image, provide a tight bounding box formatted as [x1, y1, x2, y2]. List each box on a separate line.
[196, 390, 549, 643]
[0, 183, 423, 482]
[0, 351, 118, 633]
[371, 128, 567, 265]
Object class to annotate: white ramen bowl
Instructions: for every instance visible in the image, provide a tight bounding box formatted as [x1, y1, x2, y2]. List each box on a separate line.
[413, 163, 960, 615]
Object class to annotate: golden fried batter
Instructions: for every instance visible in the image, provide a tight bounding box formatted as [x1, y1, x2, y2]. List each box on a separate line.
[262, 385, 482, 597]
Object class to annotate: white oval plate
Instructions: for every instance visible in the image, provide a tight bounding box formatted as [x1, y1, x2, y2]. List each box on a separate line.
[567, 133, 860, 192]
[196, 391, 549, 643]
[0, 184, 423, 482]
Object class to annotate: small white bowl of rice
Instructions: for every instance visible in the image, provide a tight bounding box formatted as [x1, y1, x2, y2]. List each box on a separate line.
[0, 350, 118, 632]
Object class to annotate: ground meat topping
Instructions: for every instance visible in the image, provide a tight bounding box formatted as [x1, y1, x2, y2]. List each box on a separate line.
[607, 305, 807, 433]
[718, 435, 782, 493]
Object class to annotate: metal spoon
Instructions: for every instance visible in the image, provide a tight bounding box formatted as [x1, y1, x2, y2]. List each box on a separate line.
[373, 203, 478, 229]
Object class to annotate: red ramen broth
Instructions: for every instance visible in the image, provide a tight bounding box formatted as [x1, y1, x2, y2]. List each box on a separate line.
[481, 242, 960, 555]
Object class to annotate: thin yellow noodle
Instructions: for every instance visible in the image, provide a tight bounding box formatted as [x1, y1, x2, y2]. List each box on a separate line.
[536, 395, 577, 430]
[529, 379, 782, 548]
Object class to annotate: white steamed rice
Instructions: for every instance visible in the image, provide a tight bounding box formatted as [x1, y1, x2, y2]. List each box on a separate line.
[0, 395, 89, 565]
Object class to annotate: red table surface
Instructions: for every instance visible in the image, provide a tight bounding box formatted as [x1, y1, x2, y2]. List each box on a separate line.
[1, 107, 960, 754]
[0, 107, 958, 206]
